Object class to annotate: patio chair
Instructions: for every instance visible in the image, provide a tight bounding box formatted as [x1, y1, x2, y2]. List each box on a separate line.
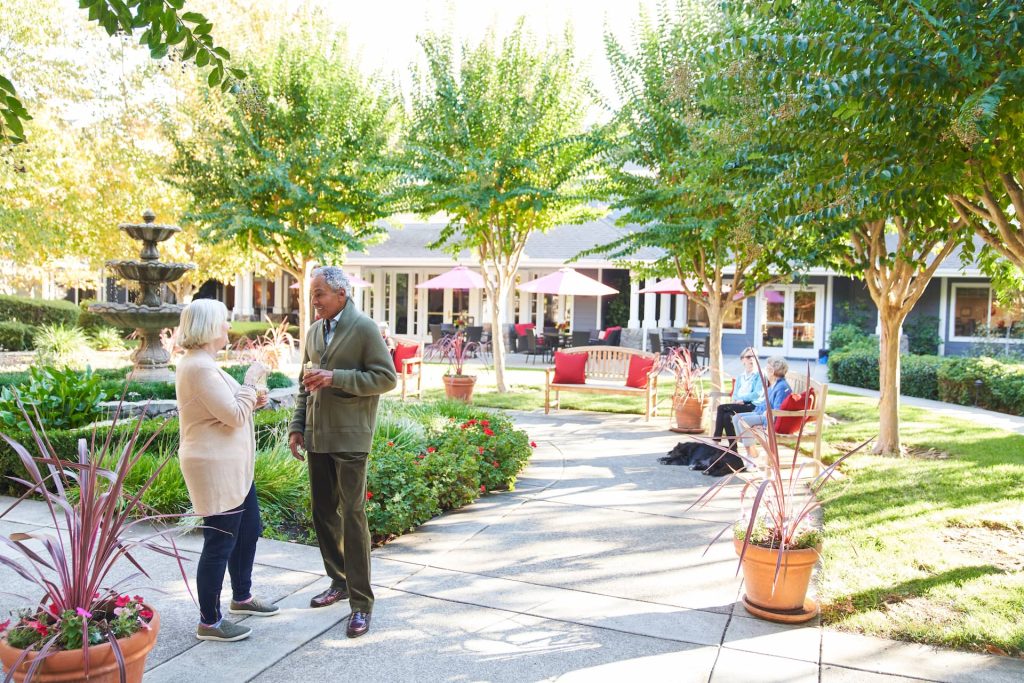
[464, 326, 483, 357]
[425, 324, 444, 361]
[571, 331, 591, 348]
[647, 331, 662, 354]
[520, 333, 546, 365]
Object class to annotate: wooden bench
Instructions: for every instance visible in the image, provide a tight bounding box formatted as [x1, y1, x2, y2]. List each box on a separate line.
[544, 346, 661, 421]
[772, 372, 829, 476]
[391, 335, 423, 401]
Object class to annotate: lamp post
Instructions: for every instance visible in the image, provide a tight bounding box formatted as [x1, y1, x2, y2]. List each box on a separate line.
[973, 379, 983, 407]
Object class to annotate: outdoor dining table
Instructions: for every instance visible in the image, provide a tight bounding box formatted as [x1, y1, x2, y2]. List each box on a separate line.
[663, 337, 708, 364]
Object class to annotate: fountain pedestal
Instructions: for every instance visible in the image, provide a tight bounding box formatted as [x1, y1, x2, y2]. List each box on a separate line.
[89, 211, 195, 383]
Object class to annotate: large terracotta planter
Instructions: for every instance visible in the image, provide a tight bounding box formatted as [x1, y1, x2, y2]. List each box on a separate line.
[734, 538, 821, 623]
[0, 608, 160, 683]
[442, 375, 477, 402]
[670, 394, 706, 433]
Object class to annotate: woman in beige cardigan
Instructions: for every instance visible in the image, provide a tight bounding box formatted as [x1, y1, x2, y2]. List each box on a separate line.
[176, 299, 279, 643]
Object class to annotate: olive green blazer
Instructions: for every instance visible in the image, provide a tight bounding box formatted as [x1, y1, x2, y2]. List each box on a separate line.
[288, 300, 397, 453]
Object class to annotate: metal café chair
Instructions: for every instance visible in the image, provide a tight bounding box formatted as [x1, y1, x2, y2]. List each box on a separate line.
[571, 331, 591, 349]
[647, 331, 662, 354]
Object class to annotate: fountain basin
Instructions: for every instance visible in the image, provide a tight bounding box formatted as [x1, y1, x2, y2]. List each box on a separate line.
[87, 303, 185, 330]
[120, 224, 181, 245]
[107, 260, 194, 284]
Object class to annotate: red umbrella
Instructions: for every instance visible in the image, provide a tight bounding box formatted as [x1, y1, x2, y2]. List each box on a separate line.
[416, 265, 485, 289]
[517, 268, 618, 296]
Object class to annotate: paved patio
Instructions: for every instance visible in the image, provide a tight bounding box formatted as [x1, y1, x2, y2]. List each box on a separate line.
[2, 406, 1023, 682]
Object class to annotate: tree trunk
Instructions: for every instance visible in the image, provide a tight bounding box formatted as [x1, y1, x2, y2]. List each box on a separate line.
[706, 296, 726, 393]
[487, 273, 511, 393]
[875, 310, 904, 455]
[292, 259, 316, 353]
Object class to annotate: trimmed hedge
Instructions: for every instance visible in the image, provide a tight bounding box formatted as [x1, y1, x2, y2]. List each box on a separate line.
[228, 321, 301, 343]
[0, 294, 80, 327]
[0, 321, 38, 351]
[829, 350, 1024, 415]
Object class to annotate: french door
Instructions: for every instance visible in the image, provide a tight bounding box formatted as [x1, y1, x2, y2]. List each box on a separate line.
[756, 285, 824, 359]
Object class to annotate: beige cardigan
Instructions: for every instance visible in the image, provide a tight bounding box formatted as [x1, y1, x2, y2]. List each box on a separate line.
[176, 350, 257, 516]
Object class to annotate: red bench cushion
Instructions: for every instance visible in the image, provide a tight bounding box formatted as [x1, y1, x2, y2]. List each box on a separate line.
[774, 388, 815, 434]
[625, 355, 656, 389]
[553, 351, 587, 384]
[392, 343, 419, 373]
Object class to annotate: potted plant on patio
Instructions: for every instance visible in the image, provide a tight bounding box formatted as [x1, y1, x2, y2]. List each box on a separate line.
[690, 363, 871, 623]
[438, 333, 481, 402]
[668, 347, 707, 433]
[0, 399, 191, 682]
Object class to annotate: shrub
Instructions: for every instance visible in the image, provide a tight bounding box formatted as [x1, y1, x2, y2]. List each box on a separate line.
[366, 445, 439, 536]
[222, 364, 293, 390]
[828, 349, 880, 389]
[0, 321, 38, 351]
[419, 438, 481, 510]
[0, 365, 109, 433]
[89, 326, 129, 351]
[828, 323, 876, 352]
[228, 321, 301, 344]
[938, 357, 1024, 415]
[33, 324, 91, 368]
[904, 315, 941, 356]
[900, 355, 944, 400]
[0, 294, 80, 327]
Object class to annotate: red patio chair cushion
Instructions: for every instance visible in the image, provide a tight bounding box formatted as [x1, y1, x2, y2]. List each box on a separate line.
[392, 343, 419, 373]
[774, 388, 815, 434]
[514, 323, 536, 337]
[553, 351, 587, 384]
[625, 355, 656, 389]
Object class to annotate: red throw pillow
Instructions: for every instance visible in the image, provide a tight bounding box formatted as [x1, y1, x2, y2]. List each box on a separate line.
[392, 343, 419, 373]
[553, 351, 587, 384]
[625, 355, 656, 389]
[774, 388, 815, 434]
[514, 323, 536, 337]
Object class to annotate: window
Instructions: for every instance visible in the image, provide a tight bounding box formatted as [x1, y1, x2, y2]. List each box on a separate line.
[951, 285, 1024, 339]
[686, 297, 743, 330]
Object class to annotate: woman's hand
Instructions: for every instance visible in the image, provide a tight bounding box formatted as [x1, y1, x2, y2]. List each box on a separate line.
[254, 391, 269, 409]
[244, 361, 269, 386]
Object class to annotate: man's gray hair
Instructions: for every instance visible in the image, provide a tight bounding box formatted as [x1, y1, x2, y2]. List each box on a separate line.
[312, 266, 351, 294]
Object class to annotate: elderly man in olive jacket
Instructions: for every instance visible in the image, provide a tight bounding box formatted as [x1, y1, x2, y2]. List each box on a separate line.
[288, 266, 396, 638]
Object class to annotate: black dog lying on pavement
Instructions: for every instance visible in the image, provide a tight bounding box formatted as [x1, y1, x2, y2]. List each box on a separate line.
[659, 441, 746, 477]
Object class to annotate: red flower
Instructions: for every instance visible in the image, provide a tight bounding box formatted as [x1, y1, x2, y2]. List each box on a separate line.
[133, 595, 145, 604]
[46, 603, 59, 618]
[467, 419, 477, 425]
[492, 461, 499, 468]
[366, 491, 374, 500]
[480, 420, 490, 427]
[0, 619, 10, 632]
[530, 441, 537, 448]
[483, 428, 494, 437]
[478, 446, 485, 454]
[28, 621, 48, 637]
[115, 595, 131, 608]
[427, 446, 436, 453]
[139, 609, 154, 620]
[387, 441, 394, 447]
[479, 485, 486, 493]
[460, 424, 468, 430]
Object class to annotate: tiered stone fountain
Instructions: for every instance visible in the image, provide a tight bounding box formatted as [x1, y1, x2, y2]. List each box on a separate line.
[89, 211, 195, 382]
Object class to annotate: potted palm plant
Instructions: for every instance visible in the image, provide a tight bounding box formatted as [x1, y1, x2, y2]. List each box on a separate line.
[438, 333, 481, 402]
[0, 399, 191, 682]
[690, 362, 871, 623]
[668, 347, 707, 433]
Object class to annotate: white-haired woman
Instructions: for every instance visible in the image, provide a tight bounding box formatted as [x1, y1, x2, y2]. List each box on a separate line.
[176, 298, 279, 643]
[732, 356, 792, 451]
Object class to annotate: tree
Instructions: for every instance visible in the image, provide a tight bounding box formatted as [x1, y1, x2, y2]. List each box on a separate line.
[713, 1, 983, 454]
[1, 0, 236, 145]
[172, 27, 401, 345]
[402, 23, 604, 392]
[594, 1, 818, 390]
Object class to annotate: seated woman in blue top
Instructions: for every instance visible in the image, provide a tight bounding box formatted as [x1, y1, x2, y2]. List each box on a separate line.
[732, 357, 792, 451]
[710, 348, 765, 449]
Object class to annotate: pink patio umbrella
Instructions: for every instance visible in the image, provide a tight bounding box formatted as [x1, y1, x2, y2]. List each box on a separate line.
[517, 268, 618, 296]
[416, 265, 485, 290]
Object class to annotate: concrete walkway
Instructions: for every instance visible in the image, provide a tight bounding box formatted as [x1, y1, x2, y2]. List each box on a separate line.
[2, 410, 1023, 682]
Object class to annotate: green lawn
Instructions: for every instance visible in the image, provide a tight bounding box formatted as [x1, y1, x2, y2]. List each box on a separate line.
[421, 384, 655, 414]
[819, 394, 1024, 656]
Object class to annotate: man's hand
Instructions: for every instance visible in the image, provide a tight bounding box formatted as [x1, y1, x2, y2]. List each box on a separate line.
[302, 368, 333, 392]
[254, 392, 269, 409]
[289, 432, 306, 462]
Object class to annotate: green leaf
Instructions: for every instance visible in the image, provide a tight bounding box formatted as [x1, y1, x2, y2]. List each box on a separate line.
[212, 46, 230, 60]
[0, 75, 15, 95]
[228, 68, 247, 80]
[150, 44, 169, 60]
[181, 11, 205, 23]
[195, 49, 209, 67]
[208, 65, 223, 87]
[181, 37, 198, 61]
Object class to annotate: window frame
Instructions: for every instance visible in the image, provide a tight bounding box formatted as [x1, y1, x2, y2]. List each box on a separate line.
[948, 283, 1024, 343]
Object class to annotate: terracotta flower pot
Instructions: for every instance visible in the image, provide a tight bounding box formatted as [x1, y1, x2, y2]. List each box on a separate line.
[734, 538, 821, 623]
[670, 394, 706, 434]
[0, 608, 160, 683]
[442, 375, 477, 402]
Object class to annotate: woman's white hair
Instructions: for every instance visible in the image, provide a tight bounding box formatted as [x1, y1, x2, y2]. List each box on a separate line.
[178, 299, 229, 350]
[311, 266, 351, 294]
[765, 356, 789, 378]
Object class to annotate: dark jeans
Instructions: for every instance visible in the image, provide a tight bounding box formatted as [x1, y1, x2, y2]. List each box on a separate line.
[712, 402, 756, 446]
[197, 483, 262, 625]
[308, 451, 374, 613]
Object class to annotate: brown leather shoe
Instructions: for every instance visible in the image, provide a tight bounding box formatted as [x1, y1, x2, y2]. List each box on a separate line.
[309, 586, 349, 608]
[346, 610, 371, 638]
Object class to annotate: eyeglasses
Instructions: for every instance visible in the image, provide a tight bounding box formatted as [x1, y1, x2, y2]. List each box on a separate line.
[741, 355, 755, 360]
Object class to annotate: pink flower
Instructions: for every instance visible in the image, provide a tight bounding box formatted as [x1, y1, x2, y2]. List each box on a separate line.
[427, 446, 436, 453]
[0, 619, 10, 633]
[76, 607, 92, 619]
[132, 595, 145, 604]
[479, 485, 486, 493]
[483, 428, 494, 437]
[492, 461, 499, 468]
[530, 441, 537, 448]
[366, 491, 374, 500]
[28, 620, 48, 637]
